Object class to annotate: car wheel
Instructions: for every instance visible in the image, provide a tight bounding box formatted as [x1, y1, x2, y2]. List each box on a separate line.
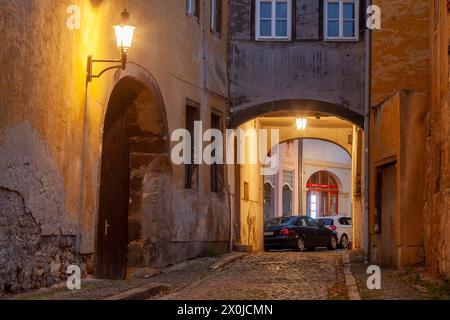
[295, 237, 305, 252]
[328, 236, 338, 251]
[340, 235, 349, 250]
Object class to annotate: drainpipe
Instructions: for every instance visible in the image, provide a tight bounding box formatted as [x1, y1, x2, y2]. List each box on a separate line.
[363, 0, 372, 264]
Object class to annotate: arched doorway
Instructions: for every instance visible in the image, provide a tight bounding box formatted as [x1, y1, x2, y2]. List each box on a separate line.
[96, 76, 169, 279]
[306, 171, 339, 218]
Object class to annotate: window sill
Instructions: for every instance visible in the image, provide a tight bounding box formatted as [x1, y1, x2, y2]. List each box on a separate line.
[324, 37, 359, 42]
[255, 37, 292, 42]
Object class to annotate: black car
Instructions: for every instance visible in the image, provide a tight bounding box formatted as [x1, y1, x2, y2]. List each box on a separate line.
[264, 216, 338, 252]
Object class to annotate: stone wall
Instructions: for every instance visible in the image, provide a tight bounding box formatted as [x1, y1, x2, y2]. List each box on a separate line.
[424, 0, 450, 279]
[0, 188, 80, 297]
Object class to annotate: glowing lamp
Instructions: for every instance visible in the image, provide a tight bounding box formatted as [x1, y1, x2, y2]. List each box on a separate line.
[87, 9, 136, 82]
[296, 118, 308, 130]
[114, 9, 136, 53]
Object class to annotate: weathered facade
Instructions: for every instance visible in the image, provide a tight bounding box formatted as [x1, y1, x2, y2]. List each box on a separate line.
[424, 0, 450, 279]
[369, 0, 450, 278]
[369, 0, 431, 270]
[369, 90, 427, 268]
[0, 0, 230, 294]
[1, 0, 449, 299]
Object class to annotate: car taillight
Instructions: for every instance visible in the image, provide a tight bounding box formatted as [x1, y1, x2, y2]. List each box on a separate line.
[280, 228, 290, 236]
[329, 225, 337, 231]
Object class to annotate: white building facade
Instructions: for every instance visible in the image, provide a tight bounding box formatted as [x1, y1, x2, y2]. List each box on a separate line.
[264, 139, 352, 221]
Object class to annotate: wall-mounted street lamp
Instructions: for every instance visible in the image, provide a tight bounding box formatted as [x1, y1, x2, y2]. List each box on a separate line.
[296, 117, 308, 130]
[87, 9, 136, 82]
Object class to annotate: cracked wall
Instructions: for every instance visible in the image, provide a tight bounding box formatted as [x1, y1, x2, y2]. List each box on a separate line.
[0, 0, 230, 294]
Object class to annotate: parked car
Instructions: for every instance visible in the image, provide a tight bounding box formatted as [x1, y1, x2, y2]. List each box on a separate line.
[264, 216, 338, 252]
[317, 216, 352, 249]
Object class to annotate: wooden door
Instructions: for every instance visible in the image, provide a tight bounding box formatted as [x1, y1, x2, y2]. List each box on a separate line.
[381, 164, 397, 268]
[97, 101, 129, 279]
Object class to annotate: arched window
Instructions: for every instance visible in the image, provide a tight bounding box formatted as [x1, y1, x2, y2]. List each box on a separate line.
[306, 171, 339, 218]
[263, 182, 275, 222]
[282, 184, 293, 217]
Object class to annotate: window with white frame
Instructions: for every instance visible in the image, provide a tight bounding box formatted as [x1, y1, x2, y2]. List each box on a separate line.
[256, 0, 292, 40]
[210, 0, 222, 34]
[186, 0, 194, 15]
[324, 0, 359, 40]
[186, 0, 200, 18]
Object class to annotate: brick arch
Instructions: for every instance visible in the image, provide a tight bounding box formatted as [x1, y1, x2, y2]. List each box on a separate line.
[230, 99, 365, 128]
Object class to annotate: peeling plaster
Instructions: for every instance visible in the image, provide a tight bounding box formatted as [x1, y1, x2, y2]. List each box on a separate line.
[0, 121, 75, 236]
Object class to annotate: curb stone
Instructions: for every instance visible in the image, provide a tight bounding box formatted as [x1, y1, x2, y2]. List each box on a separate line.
[209, 252, 247, 270]
[343, 252, 362, 300]
[104, 283, 170, 300]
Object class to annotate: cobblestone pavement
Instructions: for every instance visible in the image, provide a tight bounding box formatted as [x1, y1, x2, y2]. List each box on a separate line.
[11, 251, 348, 300]
[154, 250, 347, 300]
[350, 252, 430, 300]
[10, 257, 221, 300]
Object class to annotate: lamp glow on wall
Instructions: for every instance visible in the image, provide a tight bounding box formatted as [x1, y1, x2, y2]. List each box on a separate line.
[296, 118, 308, 130]
[87, 9, 136, 82]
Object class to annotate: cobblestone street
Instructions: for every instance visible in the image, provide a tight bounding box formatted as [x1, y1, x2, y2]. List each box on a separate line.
[154, 251, 347, 300]
[12, 250, 446, 300]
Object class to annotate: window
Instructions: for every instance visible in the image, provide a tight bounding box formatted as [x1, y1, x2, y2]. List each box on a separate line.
[211, 112, 224, 193]
[306, 217, 321, 228]
[282, 185, 293, 217]
[306, 171, 339, 217]
[264, 182, 275, 221]
[256, 0, 292, 40]
[210, 0, 222, 34]
[320, 219, 335, 227]
[185, 103, 199, 190]
[186, 0, 194, 15]
[266, 217, 296, 227]
[186, 0, 200, 19]
[324, 0, 359, 40]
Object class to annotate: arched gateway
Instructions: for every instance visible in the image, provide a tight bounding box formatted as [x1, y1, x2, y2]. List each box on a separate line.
[96, 73, 170, 279]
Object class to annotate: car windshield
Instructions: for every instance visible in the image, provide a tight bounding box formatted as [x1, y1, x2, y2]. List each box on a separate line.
[266, 217, 296, 227]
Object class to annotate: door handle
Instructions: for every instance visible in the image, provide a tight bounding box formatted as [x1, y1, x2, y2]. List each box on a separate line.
[105, 219, 111, 236]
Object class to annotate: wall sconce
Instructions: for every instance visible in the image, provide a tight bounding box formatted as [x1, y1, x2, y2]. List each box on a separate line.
[87, 9, 136, 82]
[296, 118, 308, 130]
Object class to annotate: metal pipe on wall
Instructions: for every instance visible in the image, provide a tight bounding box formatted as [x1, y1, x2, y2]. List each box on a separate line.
[364, 0, 372, 263]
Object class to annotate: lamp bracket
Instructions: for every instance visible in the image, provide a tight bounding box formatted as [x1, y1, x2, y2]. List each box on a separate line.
[87, 52, 127, 82]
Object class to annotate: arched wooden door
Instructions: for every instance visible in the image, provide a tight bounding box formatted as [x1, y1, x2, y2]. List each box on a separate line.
[96, 90, 130, 280]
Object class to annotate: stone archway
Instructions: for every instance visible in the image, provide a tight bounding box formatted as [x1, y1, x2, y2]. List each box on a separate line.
[230, 99, 365, 129]
[96, 75, 171, 279]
